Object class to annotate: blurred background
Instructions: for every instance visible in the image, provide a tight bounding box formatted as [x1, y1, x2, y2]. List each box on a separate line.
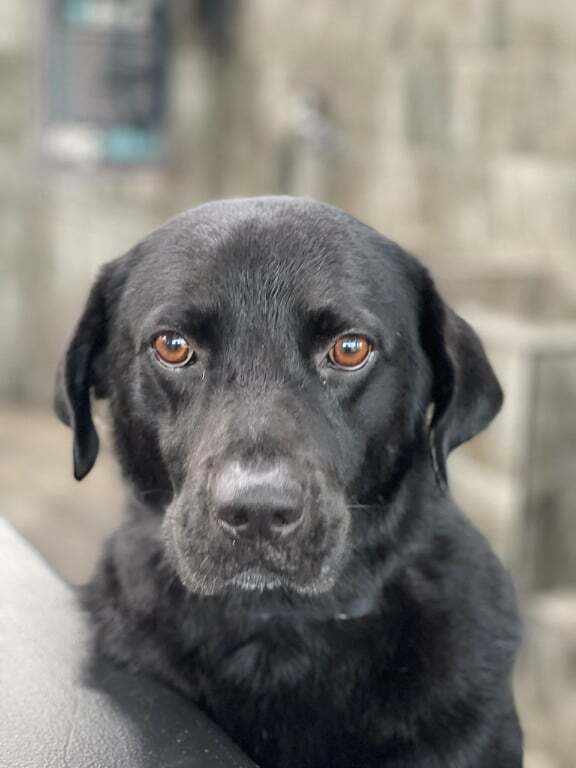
[0, 2, 575, 766]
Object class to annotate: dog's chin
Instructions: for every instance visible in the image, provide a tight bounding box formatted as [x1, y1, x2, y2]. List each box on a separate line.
[164, 528, 346, 596]
[172, 559, 344, 597]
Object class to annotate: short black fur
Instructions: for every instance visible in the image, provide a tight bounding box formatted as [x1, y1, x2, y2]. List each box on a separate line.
[56, 197, 522, 767]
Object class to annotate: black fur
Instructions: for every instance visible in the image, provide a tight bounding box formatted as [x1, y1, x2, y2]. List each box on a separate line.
[56, 197, 522, 767]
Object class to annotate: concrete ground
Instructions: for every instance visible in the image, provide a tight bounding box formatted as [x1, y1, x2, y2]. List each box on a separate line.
[1, 403, 573, 767]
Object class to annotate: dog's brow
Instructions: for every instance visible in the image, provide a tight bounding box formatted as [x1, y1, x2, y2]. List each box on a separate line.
[140, 302, 220, 343]
[308, 305, 381, 340]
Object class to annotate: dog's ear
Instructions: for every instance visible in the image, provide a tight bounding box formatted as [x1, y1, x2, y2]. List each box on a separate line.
[419, 273, 503, 488]
[54, 266, 114, 481]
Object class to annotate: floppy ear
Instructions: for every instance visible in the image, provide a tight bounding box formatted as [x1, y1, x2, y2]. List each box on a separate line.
[419, 274, 503, 488]
[54, 269, 110, 481]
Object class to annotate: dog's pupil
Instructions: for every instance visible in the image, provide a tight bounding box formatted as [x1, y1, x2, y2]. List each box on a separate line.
[342, 338, 361, 355]
[166, 335, 184, 351]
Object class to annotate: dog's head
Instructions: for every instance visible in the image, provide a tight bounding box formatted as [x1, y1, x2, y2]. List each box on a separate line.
[55, 197, 501, 596]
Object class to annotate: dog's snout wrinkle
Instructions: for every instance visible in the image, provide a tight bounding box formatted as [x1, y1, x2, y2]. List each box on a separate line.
[212, 461, 304, 541]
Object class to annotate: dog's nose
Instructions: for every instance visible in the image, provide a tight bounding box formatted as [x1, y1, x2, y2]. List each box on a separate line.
[212, 461, 304, 540]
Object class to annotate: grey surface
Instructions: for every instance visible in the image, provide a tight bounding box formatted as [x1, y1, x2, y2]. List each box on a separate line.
[0, 518, 256, 768]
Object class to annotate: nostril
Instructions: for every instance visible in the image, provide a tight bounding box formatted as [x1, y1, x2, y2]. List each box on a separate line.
[218, 506, 250, 530]
[272, 512, 286, 528]
[230, 511, 248, 528]
[217, 504, 303, 538]
[271, 508, 302, 530]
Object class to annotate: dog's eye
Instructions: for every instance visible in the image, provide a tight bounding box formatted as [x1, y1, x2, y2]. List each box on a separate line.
[152, 332, 195, 367]
[328, 335, 372, 370]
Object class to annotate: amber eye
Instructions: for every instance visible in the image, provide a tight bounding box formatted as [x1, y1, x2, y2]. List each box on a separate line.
[152, 332, 194, 367]
[328, 335, 372, 370]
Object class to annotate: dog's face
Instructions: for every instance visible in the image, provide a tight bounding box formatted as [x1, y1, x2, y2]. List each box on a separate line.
[55, 197, 502, 596]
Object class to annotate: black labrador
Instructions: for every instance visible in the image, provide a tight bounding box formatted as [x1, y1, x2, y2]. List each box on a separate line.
[56, 197, 522, 767]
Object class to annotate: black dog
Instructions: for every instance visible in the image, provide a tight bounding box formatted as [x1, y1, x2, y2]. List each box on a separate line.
[56, 197, 522, 767]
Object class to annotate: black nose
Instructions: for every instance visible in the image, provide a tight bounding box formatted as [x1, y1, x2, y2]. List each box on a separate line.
[212, 461, 304, 541]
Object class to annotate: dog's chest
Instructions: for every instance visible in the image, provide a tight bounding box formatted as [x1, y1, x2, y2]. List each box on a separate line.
[187, 616, 410, 768]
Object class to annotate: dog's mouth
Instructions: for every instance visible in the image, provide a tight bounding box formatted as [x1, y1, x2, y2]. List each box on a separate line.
[226, 565, 288, 592]
[222, 541, 347, 593]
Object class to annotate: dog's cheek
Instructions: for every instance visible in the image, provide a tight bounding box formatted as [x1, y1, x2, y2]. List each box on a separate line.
[157, 423, 194, 491]
[293, 500, 352, 593]
[319, 503, 353, 586]
[162, 490, 237, 595]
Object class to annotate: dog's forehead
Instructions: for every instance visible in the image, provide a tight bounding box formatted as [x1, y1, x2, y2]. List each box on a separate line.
[123, 198, 416, 320]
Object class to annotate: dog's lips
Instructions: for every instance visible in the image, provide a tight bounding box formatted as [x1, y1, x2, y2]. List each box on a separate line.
[221, 544, 312, 589]
[217, 529, 350, 594]
[226, 565, 286, 591]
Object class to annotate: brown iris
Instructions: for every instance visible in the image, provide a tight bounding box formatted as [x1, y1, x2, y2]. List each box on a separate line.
[329, 335, 372, 369]
[153, 332, 194, 367]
